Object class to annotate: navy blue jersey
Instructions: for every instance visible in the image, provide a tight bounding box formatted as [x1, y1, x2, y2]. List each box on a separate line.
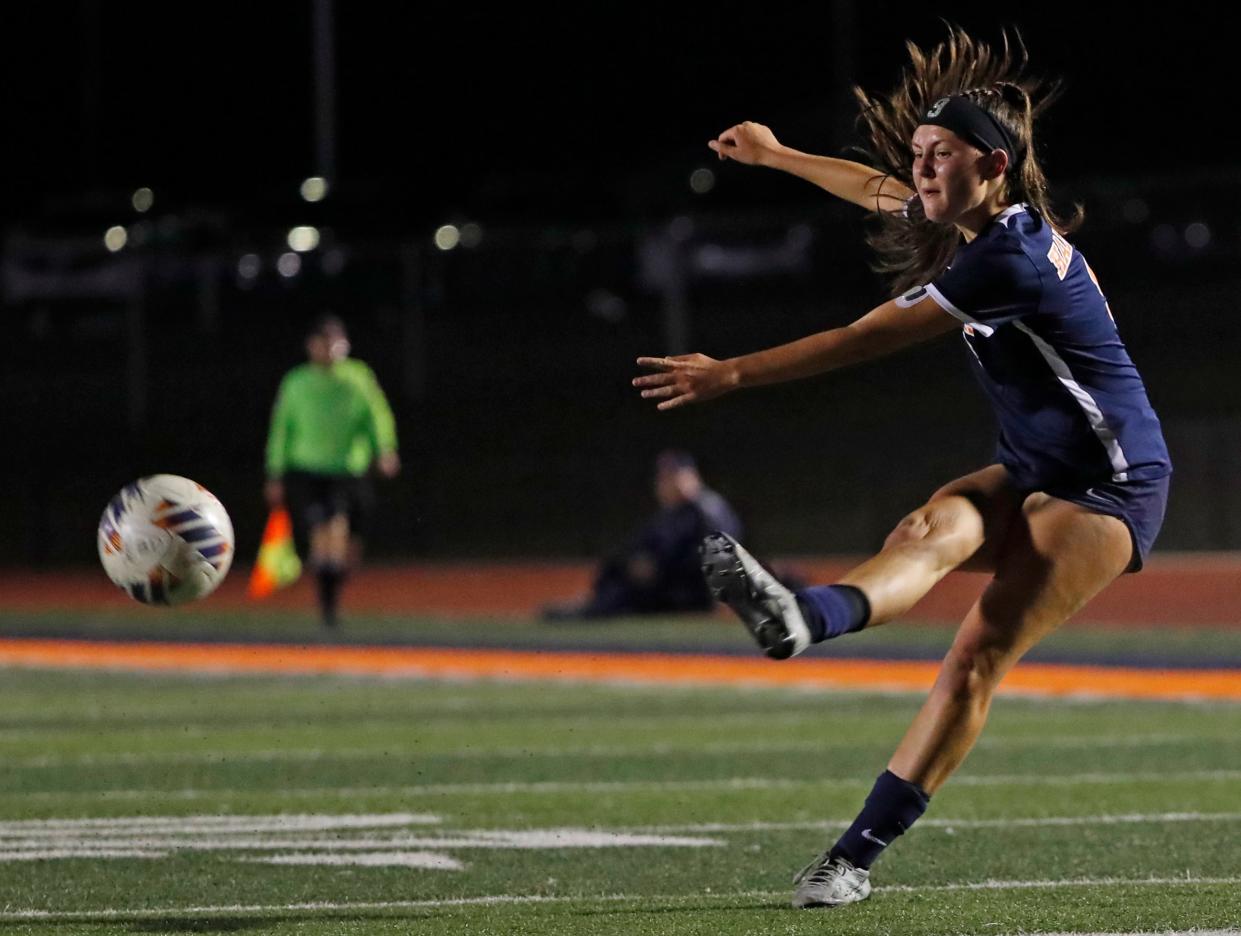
[897, 204, 1171, 489]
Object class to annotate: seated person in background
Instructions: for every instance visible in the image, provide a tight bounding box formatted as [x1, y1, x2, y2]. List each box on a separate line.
[545, 450, 744, 619]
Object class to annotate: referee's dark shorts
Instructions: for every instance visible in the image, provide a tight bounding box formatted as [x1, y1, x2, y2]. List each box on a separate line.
[281, 470, 375, 557]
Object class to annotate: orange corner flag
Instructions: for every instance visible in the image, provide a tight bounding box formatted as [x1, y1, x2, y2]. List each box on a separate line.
[247, 508, 303, 599]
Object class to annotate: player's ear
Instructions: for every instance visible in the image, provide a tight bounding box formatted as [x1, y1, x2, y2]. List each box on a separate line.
[983, 149, 1009, 181]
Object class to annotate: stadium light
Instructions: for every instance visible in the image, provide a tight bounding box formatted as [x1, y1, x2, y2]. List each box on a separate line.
[300, 176, 329, 202]
[1185, 222, 1211, 249]
[131, 187, 154, 213]
[288, 226, 321, 252]
[237, 254, 262, 279]
[434, 224, 460, 251]
[276, 252, 302, 277]
[104, 226, 128, 252]
[689, 168, 716, 194]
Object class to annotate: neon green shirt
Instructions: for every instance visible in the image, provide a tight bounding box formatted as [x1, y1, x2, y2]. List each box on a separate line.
[265, 359, 398, 478]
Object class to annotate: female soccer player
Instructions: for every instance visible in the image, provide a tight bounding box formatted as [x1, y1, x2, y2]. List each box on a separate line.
[633, 28, 1170, 908]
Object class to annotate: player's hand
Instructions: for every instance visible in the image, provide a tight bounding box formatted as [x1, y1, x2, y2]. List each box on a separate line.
[633, 354, 739, 411]
[264, 479, 284, 508]
[377, 452, 401, 478]
[708, 121, 782, 166]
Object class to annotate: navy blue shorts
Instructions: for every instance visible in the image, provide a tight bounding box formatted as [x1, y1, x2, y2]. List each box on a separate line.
[1042, 474, 1171, 573]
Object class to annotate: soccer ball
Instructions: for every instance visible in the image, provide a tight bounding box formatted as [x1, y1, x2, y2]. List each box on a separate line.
[97, 475, 235, 605]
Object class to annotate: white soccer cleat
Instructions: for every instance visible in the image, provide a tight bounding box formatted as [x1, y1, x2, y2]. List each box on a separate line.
[791, 852, 872, 908]
[699, 532, 811, 660]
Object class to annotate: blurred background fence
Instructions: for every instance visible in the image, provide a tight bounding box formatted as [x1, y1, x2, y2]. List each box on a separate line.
[5, 167, 1239, 566]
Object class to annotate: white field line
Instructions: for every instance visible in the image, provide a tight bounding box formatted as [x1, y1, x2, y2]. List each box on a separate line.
[948, 769, 1241, 787]
[12, 768, 1241, 801]
[883, 876, 1241, 893]
[2, 812, 1234, 853]
[246, 851, 464, 869]
[0, 849, 166, 861]
[630, 811, 1241, 835]
[4, 748, 385, 768]
[4, 732, 1222, 768]
[0, 849, 466, 868]
[1, 878, 1240, 922]
[0, 813, 440, 834]
[0, 831, 723, 851]
[0, 812, 1235, 865]
[8, 811, 1240, 844]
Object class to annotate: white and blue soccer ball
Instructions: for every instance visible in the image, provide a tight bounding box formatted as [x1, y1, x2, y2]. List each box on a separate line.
[97, 474, 235, 605]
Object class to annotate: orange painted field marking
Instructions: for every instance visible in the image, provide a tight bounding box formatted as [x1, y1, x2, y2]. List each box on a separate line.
[2, 638, 1240, 701]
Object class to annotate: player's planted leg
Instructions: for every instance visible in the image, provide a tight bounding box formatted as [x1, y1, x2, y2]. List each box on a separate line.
[791, 853, 871, 908]
[792, 770, 929, 908]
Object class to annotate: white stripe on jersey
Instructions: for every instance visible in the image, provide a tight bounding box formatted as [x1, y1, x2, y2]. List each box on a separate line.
[994, 204, 1027, 227]
[1013, 321, 1132, 482]
[919, 284, 996, 337]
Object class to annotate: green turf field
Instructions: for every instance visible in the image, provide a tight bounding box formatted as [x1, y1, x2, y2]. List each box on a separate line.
[1, 662, 1239, 935]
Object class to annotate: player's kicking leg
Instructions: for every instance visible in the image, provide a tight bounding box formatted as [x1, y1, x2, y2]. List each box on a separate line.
[700, 532, 812, 659]
[703, 465, 1019, 659]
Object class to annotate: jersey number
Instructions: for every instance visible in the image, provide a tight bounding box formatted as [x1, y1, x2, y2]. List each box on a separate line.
[1051, 231, 1116, 327]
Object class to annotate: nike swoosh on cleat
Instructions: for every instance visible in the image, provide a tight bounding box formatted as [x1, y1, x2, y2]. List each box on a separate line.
[860, 828, 888, 846]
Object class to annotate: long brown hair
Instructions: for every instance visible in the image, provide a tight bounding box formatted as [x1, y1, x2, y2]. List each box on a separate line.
[854, 26, 1083, 296]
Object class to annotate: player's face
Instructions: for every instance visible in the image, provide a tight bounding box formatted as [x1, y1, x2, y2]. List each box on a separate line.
[911, 126, 990, 223]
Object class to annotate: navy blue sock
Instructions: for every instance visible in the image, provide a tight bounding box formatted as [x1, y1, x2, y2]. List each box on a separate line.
[830, 770, 930, 869]
[795, 585, 871, 643]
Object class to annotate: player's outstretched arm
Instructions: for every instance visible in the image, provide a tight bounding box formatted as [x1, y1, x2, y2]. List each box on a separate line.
[634, 294, 956, 411]
[709, 121, 914, 213]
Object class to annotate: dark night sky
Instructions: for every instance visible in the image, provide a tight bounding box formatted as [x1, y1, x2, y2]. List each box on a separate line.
[3, 3, 1229, 225]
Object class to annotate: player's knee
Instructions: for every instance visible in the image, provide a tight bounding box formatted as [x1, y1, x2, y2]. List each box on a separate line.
[884, 499, 984, 565]
[883, 513, 928, 550]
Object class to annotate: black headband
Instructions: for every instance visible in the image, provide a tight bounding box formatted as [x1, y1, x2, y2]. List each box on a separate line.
[922, 95, 1021, 165]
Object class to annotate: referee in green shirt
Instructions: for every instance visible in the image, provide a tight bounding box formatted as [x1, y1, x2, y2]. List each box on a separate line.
[264, 315, 400, 627]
